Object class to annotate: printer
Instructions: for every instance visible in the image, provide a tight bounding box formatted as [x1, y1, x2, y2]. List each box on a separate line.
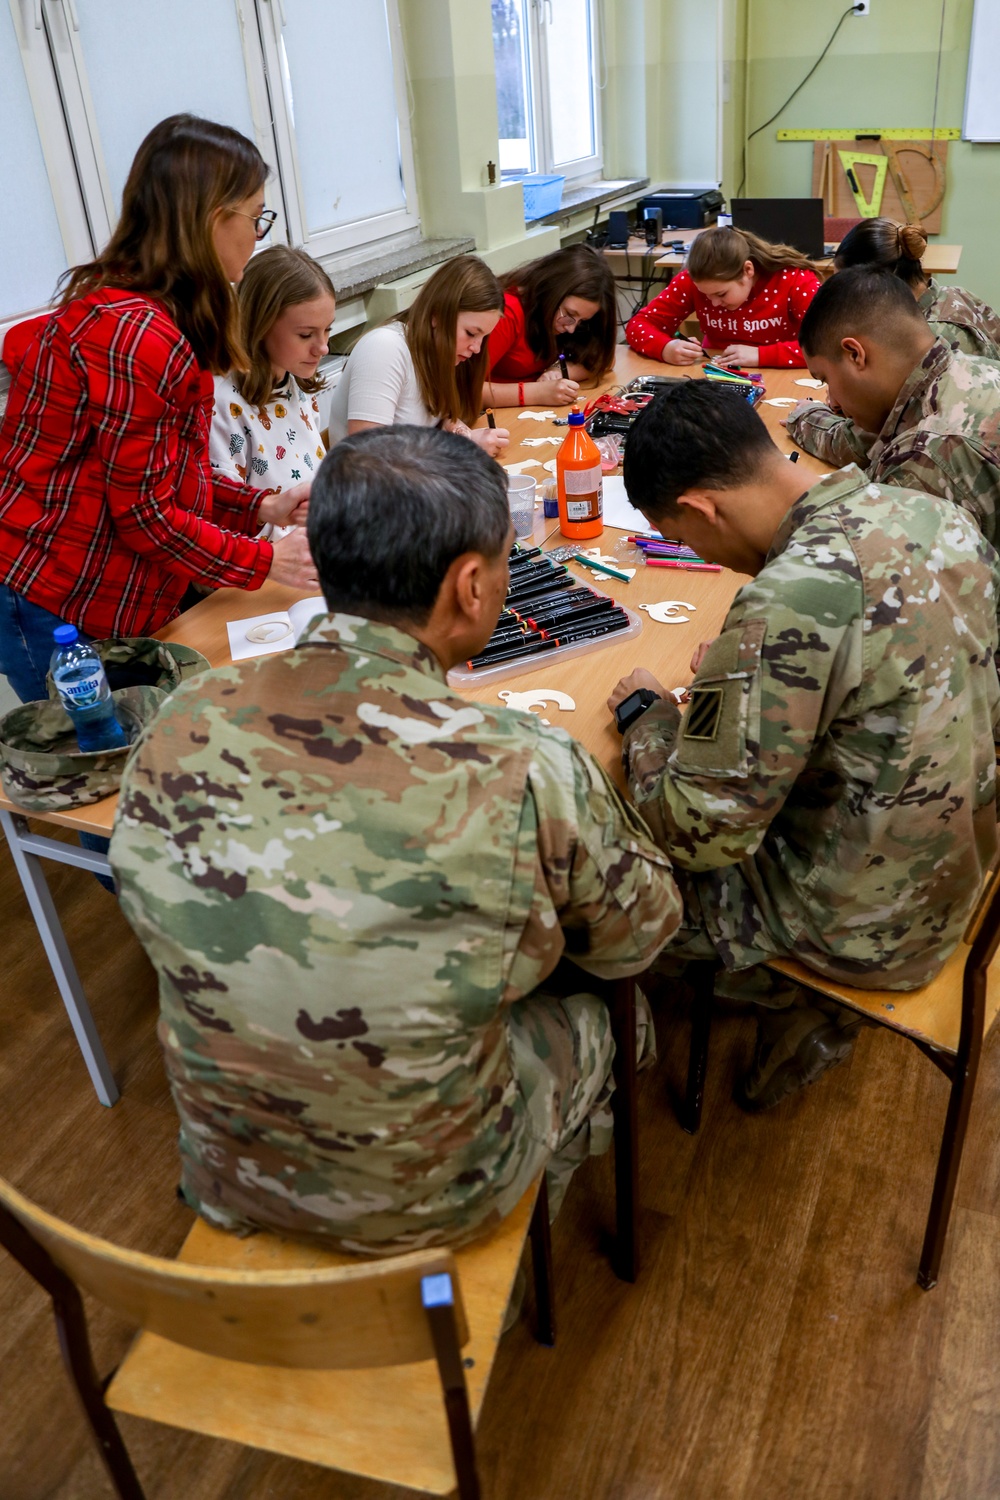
[637, 190, 724, 230]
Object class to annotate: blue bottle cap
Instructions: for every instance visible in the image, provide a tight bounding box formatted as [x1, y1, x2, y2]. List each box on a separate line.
[568, 410, 586, 426]
[53, 624, 78, 645]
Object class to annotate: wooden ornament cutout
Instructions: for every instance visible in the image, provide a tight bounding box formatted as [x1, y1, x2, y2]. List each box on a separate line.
[640, 600, 696, 624]
[498, 688, 577, 715]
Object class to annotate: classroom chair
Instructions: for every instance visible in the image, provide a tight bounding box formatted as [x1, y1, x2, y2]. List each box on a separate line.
[0, 977, 643, 1498]
[0, 1171, 555, 1500]
[681, 867, 1000, 1289]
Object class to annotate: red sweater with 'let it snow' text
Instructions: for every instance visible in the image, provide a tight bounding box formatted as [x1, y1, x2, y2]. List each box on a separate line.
[625, 266, 821, 368]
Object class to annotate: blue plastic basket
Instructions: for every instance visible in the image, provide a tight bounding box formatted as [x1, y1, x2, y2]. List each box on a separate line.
[514, 173, 565, 221]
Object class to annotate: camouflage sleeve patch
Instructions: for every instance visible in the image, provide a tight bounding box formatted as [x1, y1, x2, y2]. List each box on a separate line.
[785, 403, 875, 468]
[672, 620, 766, 779]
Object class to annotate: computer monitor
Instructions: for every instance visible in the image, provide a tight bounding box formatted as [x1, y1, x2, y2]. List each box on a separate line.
[730, 198, 825, 259]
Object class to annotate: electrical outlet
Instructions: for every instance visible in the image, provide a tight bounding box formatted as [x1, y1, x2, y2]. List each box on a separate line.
[853, 1, 870, 14]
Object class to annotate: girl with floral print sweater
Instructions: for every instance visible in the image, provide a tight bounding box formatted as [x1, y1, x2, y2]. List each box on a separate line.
[211, 246, 335, 534]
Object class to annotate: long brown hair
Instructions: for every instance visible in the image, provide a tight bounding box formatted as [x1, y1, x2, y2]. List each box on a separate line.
[687, 226, 820, 283]
[233, 246, 335, 407]
[397, 255, 503, 426]
[60, 114, 268, 374]
[833, 218, 928, 288]
[502, 244, 617, 376]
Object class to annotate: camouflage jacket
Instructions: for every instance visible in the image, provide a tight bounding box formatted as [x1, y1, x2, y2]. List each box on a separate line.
[623, 467, 1000, 987]
[110, 615, 680, 1250]
[785, 339, 1000, 546]
[919, 277, 1000, 360]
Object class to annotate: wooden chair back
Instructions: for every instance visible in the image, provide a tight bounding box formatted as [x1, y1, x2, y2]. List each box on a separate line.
[0, 1174, 469, 1370]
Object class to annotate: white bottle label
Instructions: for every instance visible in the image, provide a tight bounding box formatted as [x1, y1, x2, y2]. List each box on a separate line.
[563, 464, 602, 522]
[563, 464, 602, 495]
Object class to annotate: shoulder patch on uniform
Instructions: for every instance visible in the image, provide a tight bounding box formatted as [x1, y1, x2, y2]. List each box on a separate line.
[683, 687, 723, 741]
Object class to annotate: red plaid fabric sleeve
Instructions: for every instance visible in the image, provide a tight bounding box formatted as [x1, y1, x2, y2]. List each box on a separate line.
[0, 290, 273, 639]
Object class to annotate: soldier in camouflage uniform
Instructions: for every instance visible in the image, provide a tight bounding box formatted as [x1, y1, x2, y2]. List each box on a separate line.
[831, 217, 1000, 360]
[917, 277, 1000, 360]
[612, 381, 1000, 1110]
[110, 427, 681, 1251]
[784, 268, 1000, 546]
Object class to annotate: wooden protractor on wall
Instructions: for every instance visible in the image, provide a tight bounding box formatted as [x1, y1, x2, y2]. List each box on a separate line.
[811, 139, 948, 231]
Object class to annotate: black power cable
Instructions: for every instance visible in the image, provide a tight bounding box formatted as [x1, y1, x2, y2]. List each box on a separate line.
[737, 3, 863, 197]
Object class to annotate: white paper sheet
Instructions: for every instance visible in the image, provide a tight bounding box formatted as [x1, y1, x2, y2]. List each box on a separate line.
[226, 596, 327, 661]
[600, 474, 658, 534]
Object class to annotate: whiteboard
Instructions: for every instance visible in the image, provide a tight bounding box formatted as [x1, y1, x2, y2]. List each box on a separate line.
[964, 0, 1000, 142]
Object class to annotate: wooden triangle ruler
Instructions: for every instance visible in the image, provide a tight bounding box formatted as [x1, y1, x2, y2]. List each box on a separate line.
[837, 151, 888, 217]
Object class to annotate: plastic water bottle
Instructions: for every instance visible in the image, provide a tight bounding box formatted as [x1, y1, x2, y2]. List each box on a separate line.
[50, 625, 128, 752]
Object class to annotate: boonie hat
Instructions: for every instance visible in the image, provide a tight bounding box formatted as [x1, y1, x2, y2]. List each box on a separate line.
[45, 636, 209, 699]
[0, 685, 166, 813]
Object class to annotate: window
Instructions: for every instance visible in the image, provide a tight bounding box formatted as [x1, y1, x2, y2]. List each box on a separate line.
[491, 0, 602, 184]
[253, 0, 419, 258]
[0, 0, 419, 334]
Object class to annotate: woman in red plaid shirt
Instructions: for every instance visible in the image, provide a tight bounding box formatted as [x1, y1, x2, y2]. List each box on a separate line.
[0, 114, 318, 705]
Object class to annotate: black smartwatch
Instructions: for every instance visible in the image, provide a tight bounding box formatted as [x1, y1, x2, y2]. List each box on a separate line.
[614, 687, 661, 734]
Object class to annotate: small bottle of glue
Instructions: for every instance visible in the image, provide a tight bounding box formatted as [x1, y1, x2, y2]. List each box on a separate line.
[556, 406, 603, 540]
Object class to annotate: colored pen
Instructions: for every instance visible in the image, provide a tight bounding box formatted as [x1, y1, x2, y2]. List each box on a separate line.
[486, 409, 496, 429]
[468, 638, 560, 668]
[571, 554, 632, 582]
[558, 353, 569, 379]
[645, 558, 721, 572]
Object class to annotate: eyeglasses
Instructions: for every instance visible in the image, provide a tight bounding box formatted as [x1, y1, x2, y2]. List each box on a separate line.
[231, 207, 278, 241]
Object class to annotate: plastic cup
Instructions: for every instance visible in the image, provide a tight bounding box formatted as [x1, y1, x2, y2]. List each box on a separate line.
[507, 474, 536, 540]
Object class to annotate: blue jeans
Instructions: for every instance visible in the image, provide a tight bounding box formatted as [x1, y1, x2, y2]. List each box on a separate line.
[0, 585, 112, 875]
[0, 584, 75, 703]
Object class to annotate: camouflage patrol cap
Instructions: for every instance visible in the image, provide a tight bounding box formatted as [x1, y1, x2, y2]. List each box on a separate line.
[0, 685, 166, 812]
[45, 637, 209, 699]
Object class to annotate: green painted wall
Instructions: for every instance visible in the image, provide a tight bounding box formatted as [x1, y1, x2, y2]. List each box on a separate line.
[723, 0, 1000, 308]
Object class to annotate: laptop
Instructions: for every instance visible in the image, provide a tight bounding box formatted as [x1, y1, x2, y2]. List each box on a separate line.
[730, 198, 825, 259]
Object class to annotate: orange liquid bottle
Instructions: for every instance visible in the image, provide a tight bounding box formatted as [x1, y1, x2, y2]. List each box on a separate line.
[556, 408, 604, 540]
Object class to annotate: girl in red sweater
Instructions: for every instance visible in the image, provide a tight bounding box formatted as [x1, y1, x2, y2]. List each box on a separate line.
[484, 244, 617, 407]
[626, 227, 821, 369]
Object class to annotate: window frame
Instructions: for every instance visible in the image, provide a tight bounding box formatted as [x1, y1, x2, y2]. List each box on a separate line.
[252, 0, 421, 259]
[529, 0, 602, 184]
[496, 0, 603, 187]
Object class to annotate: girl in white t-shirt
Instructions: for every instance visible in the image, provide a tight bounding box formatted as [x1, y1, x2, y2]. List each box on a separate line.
[327, 254, 509, 457]
[211, 246, 336, 534]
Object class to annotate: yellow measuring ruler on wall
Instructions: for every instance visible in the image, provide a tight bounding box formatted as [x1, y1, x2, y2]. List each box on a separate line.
[777, 128, 960, 140]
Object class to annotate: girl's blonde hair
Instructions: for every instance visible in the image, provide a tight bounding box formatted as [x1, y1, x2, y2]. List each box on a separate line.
[687, 225, 820, 283]
[233, 245, 335, 408]
[397, 255, 503, 427]
[61, 113, 267, 375]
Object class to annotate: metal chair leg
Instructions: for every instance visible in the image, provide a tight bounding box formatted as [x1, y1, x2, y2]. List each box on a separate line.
[917, 971, 986, 1290]
[610, 977, 639, 1282]
[683, 962, 717, 1135]
[528, 1175, 556, 1347]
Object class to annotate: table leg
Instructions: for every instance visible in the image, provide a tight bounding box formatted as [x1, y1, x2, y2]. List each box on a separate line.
[1, 811, 119, 1106]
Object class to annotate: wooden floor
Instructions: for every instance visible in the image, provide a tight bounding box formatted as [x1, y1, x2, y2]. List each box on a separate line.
[2, 836, 999, 1500]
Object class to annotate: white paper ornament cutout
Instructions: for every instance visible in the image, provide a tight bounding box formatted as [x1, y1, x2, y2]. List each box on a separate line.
[795, 377, 825, 388]
[640, 600, 696, 624]
[246, 620, 292, 644]
[518, 409, 558, 421]
[521, 436, 562, 447]
[498, 688, 577, 714]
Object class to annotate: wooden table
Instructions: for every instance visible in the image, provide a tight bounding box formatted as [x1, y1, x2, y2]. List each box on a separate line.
[0, 347, 829, 1103]
[605, 230, 962, 281]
